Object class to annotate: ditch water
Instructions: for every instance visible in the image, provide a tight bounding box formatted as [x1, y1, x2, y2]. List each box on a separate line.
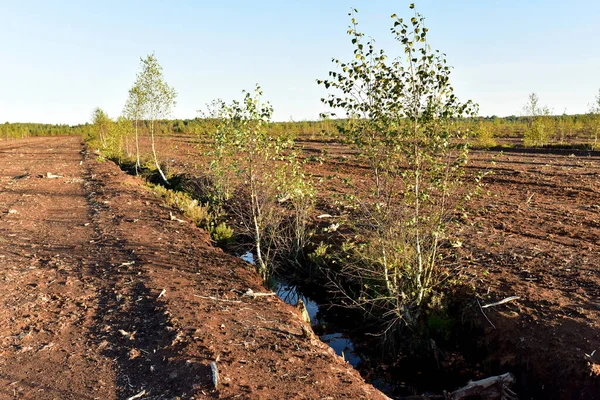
[240, 251, 398, 395]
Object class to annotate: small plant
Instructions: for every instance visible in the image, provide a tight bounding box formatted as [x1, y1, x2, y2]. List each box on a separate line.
[208, 222, 234, 245]
[522, 93, 551, 147]
[148, 183, 209, 226]
[308, 241, 331, 268]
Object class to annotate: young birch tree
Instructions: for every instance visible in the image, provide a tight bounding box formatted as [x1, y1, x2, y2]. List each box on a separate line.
[92, 107, 111, 148]
[209, 87, 314, 281]
[136, 53, 177, 184]
[522, 92, 551, 146]
[319, 5, 477, 331]
[587, 89, 600, 148]
[123, 85, 146, 174]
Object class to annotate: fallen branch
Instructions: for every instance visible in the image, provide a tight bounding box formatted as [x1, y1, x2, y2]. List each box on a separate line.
[119, 261, 135, 267]
[242, 288, 277, 298]
[482, 296, 520, 309]
[126, 390, 146, 400]
[194, 294, 242, 304]
[449, 372, 517, 400]
[169, 211, 186, 223]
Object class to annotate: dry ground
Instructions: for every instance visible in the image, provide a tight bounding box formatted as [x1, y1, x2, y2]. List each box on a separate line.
[0, 136, 387, 399]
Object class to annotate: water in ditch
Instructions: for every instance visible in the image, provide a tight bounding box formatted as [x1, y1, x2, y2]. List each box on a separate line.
[240, 251, 398, 394]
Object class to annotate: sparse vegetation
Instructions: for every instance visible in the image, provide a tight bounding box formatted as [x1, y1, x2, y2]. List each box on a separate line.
[522, 92, 552, 146]
[206, 86, 315, 281]
[3, 2, 600, 399]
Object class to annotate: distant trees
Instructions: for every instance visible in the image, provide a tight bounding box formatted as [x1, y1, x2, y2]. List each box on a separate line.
[2, 122, 9, 140]
[174, 120, 186, 133]
[522, 92, 551, 146]
[0, 122, 89, 140]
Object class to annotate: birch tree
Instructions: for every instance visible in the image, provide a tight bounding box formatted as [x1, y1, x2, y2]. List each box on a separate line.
[92, 107, 112, 149]
[134, 52, 177, 184]
[123, 85, 145, 174]
[318, 5, 478, 330]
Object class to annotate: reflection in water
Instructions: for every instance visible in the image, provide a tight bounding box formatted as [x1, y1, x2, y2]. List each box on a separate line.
[274, 279, 363, 367]
[320, 333, 361, 367]
[273, 280, 320, 323]
[240, 251, 397, 395]
[240, 251, 362, 365]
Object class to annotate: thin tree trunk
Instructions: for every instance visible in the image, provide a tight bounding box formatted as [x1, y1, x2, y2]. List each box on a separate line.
[250, 170, 267, 281]
[150, 119, 169, 185]
[134, 118, 140, 175]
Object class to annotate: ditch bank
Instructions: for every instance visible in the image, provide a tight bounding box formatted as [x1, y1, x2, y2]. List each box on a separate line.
[0, 136, 388, 399]
[83, 151, 392, 399]
[132, 146, 600, 399]
[123, 165, 521, 399]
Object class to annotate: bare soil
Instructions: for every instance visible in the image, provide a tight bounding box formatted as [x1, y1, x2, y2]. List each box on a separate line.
[301, 141, 600, 399]
[152, 134, 600, 399]
[460, 148, 600, 399]
[0, 136, 387, 399]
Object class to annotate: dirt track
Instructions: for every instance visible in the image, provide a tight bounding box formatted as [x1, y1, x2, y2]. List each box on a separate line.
[0, 136, 387, 399]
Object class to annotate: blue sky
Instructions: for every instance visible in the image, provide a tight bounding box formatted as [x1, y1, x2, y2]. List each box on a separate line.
[1, 0, 599, 124]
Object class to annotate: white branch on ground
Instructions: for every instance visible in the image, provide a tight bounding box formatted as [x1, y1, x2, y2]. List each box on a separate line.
[482, 296, 520, 309]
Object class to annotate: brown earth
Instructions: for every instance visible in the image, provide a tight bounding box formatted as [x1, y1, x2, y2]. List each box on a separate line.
[151, 134, 600, 399]
[0, 136, 388, 400]
[298, 141, 600, 399]
[460, 148, 600, 399]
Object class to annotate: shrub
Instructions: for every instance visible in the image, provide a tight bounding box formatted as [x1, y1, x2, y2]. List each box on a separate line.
[318, 5, 478, 335]
[207, 86, 315, 281]
[476, 121, 497, 148]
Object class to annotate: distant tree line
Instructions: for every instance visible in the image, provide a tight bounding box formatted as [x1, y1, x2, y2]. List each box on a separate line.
[5, 110, 600, 151]
[0, 122, 91, 140]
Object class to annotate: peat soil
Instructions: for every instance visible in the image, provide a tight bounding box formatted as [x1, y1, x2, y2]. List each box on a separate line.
[155, 134, 600, 399]
[301, 141, 600, 399]
[0, 136, 387, 400]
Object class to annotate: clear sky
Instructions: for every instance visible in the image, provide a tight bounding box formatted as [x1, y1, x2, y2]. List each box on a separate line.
[1, 0, 599, 124]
